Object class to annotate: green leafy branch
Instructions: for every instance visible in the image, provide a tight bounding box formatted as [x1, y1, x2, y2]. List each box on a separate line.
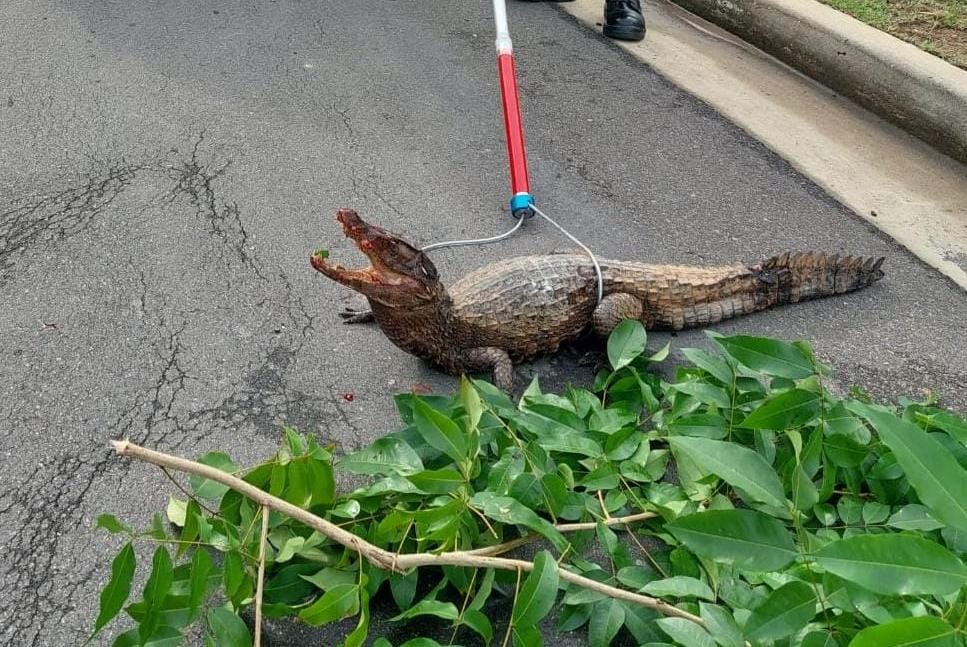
[88, 322, 967, 647]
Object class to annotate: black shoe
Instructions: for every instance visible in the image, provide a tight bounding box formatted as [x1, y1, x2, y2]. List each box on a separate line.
[604, 0, 645, 41]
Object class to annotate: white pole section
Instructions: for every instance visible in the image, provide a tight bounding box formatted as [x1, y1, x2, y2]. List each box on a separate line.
[493, 0, 513, 54]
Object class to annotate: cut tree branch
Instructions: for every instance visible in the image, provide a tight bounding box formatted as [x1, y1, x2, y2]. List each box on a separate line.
[467, 511, 658, 557]
[111, 440, 703, 627]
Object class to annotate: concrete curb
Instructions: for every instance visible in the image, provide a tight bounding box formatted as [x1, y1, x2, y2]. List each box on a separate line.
[667, 0, 967, 164]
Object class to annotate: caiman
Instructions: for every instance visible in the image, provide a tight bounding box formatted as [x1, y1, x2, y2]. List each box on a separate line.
[311, 209, 884, 390]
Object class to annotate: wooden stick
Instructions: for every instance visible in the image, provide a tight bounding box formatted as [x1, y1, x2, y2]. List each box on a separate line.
[111, 440, 703, 627]
[253, 505, 269, 647]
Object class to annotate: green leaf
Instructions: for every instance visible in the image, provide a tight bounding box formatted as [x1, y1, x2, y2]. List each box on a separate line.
[824, 433, 869, 467]
[740, 389, 821, 430]
[588, 599, 626, 647]
[470, 492, 568, 551]
[275, 537, 306, 563]
[791, 461, 819, 512]
[667, 414, 728, 439]
[824, 401, 870, 443]
[622, 604, 663, 644]
[802, 631, 840, 647]
[207, 607, 251, 647]
[681, 347, 734, 384]
[95, 514, 131, 535]
[462, 609, 494, 644]
[223, 550, 244, 597]
[558, 603, 592, 632]
[344, 585, 370, 647]
[112, 625, 183, 647]
[744, 581, 816, 641]
[407, 468, 466, 494]
[670, 381, 731, 409]
[283, 460, 310, 507]
[589, 408, 637, 434]
[187, 549, 214, 622]
[392, 599, 459, 621]
[641, 576, 715, 601]
[459, 376, 483, 434]
[608, 319, 647, 370]
[837, 496, 863, 525]
[390, 570, 418, 611]
[666, 509, 797, 571]
[301, 567, 358, 592]
[815, 534, 967, 595]
[330, 499, 360, 519]
[656, 617, 716, 647]
[668, 437, 786, 508]
[308, 456, 336, 506]
[283, 426, 305, 456]
[299, 583, 359, 626]
[88, 542, 136, 641]
[605, 426, 641, 460]
[713, 335, 814, 379]
[166, 497, 187, 527]
[923, 410, 967, 444]
[698, 603, 743, 647]
[861, 501, 890, 524]
[887, 504, 945, 531]
[576, 463, 616, 493]
[512, 624, 543, 647]
[338, 437, 423, 476]
[513, 551, 559, 627]
[848, 616, 958, 647]
[648, 341, 671, 363]
[178, 500, 202, 557]
[413, 398, 469, 465]
[510, 472, 544, 509]
[853, 403, 967, 532]
[189, 452, 237, 500]
[140, 547, 174, 642]
[533, 426, 602, 457]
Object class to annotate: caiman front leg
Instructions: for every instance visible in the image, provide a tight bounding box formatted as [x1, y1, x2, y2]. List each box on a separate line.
[462, 347, 515, 392]
[339, 307, 375, 324]
[592, 293, 645, 336]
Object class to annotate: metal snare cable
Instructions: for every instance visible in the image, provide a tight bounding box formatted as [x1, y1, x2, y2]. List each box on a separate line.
[421, 208, 605, 304]
[532, 205, 604, 304]
[420, 214, 523, 252]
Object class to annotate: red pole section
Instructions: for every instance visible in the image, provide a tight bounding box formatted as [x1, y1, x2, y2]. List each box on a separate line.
[497, 52, 531, 198]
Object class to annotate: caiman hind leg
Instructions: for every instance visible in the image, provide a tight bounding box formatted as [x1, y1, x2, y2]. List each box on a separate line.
[592, 293, 644, 336]
[462, 347, 515, 392]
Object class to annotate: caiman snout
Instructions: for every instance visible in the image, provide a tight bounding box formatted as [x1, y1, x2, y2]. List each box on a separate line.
[310, 209, 441, 304]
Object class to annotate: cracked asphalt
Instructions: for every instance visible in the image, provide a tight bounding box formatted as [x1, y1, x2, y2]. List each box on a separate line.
[1, 0, 965, 644]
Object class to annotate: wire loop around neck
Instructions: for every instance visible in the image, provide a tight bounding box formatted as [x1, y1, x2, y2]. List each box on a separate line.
[420, 206, 604, 304]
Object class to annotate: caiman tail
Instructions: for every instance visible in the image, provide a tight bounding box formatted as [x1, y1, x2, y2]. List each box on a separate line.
[640, 252, 885, 329]
[754, 252, 885, 304]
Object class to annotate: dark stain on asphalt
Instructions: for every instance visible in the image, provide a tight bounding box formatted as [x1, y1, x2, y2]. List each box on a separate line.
[0, 133, 351, 645]
[0, 160, 142, 285]
[0, 134, 261, 285]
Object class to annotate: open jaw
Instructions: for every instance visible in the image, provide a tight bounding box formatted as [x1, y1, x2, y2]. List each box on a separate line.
[309, 209, 435, 292]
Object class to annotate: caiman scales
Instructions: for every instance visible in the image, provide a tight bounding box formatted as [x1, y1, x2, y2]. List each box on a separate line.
[311, 209, 884, 390]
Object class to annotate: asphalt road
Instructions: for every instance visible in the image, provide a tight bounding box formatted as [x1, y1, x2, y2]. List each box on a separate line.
[1, 0, 965, 645]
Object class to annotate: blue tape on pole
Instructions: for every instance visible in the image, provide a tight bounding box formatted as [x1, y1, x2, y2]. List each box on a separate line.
[510, 192, 534, 217]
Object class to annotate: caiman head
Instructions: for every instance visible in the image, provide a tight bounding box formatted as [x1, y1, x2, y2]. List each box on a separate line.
[310, 209, 443, 307]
